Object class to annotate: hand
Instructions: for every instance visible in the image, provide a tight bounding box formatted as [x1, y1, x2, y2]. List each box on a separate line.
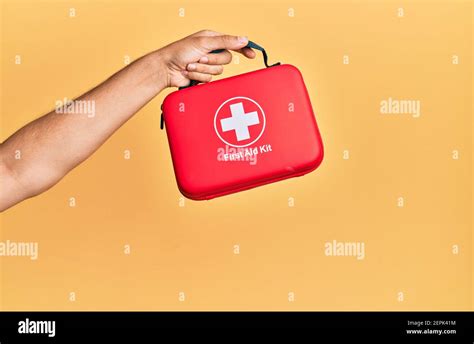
[156, 30, 256, 88]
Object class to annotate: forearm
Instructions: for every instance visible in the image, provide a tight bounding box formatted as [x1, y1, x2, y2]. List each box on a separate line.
[0, 50, 166, 209]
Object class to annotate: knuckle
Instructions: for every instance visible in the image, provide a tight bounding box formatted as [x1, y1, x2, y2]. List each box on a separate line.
[221, 52, 232, 64]
[218, 36, 228, 46]
[223, 35, 234, 44]
[200, 29, 213, 35]
[195, 36, 206, 45]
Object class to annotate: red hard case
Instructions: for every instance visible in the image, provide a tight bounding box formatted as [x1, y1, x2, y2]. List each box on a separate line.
[161, 64, 323, 200]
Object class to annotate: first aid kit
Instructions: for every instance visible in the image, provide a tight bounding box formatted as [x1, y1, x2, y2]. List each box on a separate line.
[161, 40, 324, 200]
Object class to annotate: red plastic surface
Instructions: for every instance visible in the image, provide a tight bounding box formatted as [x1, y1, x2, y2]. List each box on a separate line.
[162, 64, 324, 200]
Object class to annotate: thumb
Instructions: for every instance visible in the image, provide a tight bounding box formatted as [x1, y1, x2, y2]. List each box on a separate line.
[199, 35, 249, 52]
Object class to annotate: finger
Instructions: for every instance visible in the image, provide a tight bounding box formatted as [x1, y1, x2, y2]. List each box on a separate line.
[237, 47, 256, 59]
[197, 34, 249, 53]
[182, 71, 213, 83]
[187, 63, 223, 75]
[199, 50, 232, 65]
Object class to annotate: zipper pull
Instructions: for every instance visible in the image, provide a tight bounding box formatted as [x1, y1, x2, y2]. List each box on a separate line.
[160, 104, 165, 130]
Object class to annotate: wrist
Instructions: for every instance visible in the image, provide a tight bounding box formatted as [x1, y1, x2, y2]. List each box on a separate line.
[143, 50, 169, 93]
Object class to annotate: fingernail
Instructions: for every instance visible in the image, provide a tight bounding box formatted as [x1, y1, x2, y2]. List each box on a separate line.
[238, 36, 248, 44]
[200, 56, 209, 63]
[187, 63, 196, 71]
[181, 70, 188, 75]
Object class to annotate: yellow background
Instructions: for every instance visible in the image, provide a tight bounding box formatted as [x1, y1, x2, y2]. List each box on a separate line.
[0, 0, 472, 310]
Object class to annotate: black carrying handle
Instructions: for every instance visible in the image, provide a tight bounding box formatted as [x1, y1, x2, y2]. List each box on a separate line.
[178, 40, 280, 90]
[246, 41, 280, 68]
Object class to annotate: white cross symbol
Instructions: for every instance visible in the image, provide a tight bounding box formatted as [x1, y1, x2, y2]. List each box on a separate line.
[220, 102, 260, 142]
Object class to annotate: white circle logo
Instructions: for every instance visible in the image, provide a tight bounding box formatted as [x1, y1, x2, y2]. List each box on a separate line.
[214, 96, 266, 148]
